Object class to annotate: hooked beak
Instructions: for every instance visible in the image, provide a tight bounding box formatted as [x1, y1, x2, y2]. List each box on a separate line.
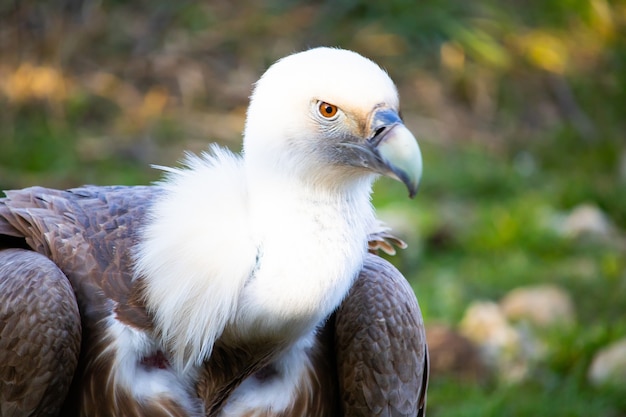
[341, 107, 422, 198]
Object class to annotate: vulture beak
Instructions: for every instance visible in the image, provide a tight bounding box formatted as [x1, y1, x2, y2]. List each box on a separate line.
[342, 107, 423, 198]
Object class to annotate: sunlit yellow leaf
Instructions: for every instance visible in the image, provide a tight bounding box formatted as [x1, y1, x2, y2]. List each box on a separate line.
[440, 42, 465, 72]
[590, 0, 615, 40]
[1, 63, 72, 102]
[139, 87, 169, 120]
[517, 31, 568, 74]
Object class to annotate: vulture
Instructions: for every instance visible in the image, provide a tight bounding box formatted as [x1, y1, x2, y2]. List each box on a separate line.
[0, 47, 428, 416]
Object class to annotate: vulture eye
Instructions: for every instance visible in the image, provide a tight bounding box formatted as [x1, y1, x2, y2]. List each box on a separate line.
[318, 102, 338, 119]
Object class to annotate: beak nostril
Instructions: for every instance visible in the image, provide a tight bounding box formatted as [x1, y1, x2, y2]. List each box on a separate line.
[375, 127, 386, 137]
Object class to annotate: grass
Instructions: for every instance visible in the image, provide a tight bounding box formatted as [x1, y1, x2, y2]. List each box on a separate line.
[429, 375, 625, 417]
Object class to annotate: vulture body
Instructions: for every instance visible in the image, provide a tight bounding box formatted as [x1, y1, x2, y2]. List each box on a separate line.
[0, 47, 428, 416]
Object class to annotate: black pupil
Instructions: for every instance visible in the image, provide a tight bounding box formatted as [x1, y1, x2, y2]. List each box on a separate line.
[324, 105, 333, 114]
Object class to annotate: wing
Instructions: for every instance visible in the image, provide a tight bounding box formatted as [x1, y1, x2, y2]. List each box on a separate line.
[0, 185, 157, 327]
[334, 253, 429, 417]
[0, 248, 81, 417]
[0, 186, 203, 416]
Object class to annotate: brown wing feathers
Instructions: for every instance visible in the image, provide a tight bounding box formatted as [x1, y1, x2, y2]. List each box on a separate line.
[0, 186, 155, 324]
[0, 187, 163, 416]
[0, 248, 81, 417]
[334, 254, 429, 417]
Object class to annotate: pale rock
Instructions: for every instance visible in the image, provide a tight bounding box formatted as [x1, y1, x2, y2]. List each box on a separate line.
[500, 284, 575, 327]
[459, 301, 532, 382]
[588, 338, 626, 386]
[560, 204, 613, 238]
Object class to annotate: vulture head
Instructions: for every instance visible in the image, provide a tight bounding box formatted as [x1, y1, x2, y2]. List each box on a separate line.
[243, 47, 422, 198]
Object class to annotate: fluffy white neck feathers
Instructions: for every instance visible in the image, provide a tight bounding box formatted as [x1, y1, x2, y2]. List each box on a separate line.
[133, 47, 418, 374]
[134, 146, 374, 372]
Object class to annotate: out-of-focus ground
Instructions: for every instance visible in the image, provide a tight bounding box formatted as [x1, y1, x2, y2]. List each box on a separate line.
[1, 1, 626, 415]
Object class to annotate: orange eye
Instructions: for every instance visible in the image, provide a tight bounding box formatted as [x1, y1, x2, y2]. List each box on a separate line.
[318, 102, 338, 118]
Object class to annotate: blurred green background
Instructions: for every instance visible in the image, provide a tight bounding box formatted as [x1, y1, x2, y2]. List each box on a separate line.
[1, 1, 625, 415]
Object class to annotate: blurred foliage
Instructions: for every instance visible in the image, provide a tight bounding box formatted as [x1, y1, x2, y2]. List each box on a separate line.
[1, 0, 626, 416]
